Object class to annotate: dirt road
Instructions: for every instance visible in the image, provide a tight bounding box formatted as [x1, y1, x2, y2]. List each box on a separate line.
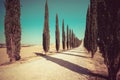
[0, 42, 107, 80]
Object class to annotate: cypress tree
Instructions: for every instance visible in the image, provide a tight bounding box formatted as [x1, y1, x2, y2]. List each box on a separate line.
[97, 0, 120, 80]
[4, 0, 21, 62]
[75, 37, 81, 47]
[71, 30, 74, 48]
[73, 32, 75, 48]
[43, 0, 50, 53]
[84, 0, 97, 58]
[62, 19, 65, 50]
[86, 0, 120, 79]
[55, 14, 60, 52]
[90, 0, 97, 58]
[66, 25, 69, 49]
[74, 36, 76, 48]
[69, 29, 72, 49]
[84, 6, 91, 53]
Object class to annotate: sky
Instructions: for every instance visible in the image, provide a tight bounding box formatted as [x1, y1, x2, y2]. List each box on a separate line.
[0, 0, 90, 45]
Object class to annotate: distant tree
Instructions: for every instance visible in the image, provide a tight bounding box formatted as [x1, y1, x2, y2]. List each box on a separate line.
[43, 0, 50, 53]
[55, 14, 60, 52]
[97, 0, 120, 80]
[76, 37, 81, 47]
[66, 25, 69, 49]
[75, 37, 79, 47]
[71, 30, 74, 48]
[62, 19, 65, 50]
[4, 0, 21, 62]
[72, 32, 75, 48]
[74, 34, 76, 48]
[69, 29, 72, 49]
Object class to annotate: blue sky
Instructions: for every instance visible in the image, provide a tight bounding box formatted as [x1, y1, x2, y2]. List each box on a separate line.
[0, 0, 90, 45]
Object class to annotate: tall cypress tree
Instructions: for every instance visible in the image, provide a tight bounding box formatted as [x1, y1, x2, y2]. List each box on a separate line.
[62, 19, 65, 50]
[86, 0, 120, 79]
[74, 35, 76, 48]
[84, 0, 97, 58]
[73, 32, 75, 48]
[69, 29, 72, 49]
[97, 0, 120, 80]
[90, 0, 97, 58]
[4, 0, 21, 62]
[71, 30, 74, 48]
[55, 14, 60, 52]
[66, 25, 69, 50]
[43, 0, 50, 53]
[84, 6, 91, 53]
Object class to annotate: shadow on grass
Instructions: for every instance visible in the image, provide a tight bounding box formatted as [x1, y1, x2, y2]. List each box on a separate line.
[34, 52, 108, 80]
[59, 52, 90, 58]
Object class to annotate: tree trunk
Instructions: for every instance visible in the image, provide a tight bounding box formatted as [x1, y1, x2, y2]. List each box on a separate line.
[108, 67, 117, 80]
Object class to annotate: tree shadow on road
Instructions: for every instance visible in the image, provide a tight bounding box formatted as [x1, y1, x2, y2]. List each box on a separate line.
[59, 52, 90, 59]
[69, 50, 88, 54]
[35, 52, 108, 80]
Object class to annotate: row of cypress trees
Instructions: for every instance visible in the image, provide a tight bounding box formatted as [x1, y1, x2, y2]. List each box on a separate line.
[84, 0, 120, 80]
[4, 0, 81, 62]
[62, 20, 81, 50]
[66, 25, 81, 50]
[43, 0, 81, 53]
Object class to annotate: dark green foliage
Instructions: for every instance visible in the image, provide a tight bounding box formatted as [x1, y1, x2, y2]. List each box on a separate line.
[65, 25, 81, 49]
[84, 6, 91, 52]
[70, 30, 81, 48]
[66, 25, 69, 49]
[4, 0, 21, 62]
[43, 0, 50, 53]
[84, 0, 97, 58]
[90, 0, 97, 58]
[73, 34, 81, 48]
[55, 14, 60, 52]
[97, 0, 120, 80]
[71, 30, 74, 48]
[62, 19, 65, 50]
[69, 29, 72, 49]
[85, 0, 120, 79]
[73, 32, 76, 48]
[75, 37, 81, 47]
